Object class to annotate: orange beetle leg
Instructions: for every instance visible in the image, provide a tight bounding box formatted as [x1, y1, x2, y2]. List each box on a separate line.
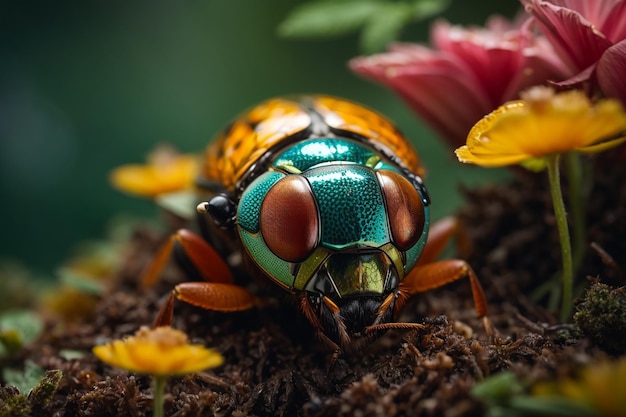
[154, 282, 256, 327]
[154, 291, 176, 327]
[398, 259, 488, 319]
[141, 228, 234, 288]
[418, 216, 471, 266]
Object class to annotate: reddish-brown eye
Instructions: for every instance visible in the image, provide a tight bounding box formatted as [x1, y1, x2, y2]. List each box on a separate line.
[378, 170, 425, 250]
[260, 175, 319, 262]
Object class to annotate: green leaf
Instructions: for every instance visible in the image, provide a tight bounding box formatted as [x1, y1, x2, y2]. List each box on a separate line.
[0, 329, 24, 357]
[359, 3, 413, 54]
[0, 310, 44, 356]
[3, 361, 45, 395]
[471, 372, 526, 406]
[278, 0, 452, 53]
[411, 0, 452, 20]
[156, 189, 200, 221]
[57, 268, 106, 295]
[509, 396, 602, 417]
[58, 349, 86, 361]
[277, 1, 384, 39]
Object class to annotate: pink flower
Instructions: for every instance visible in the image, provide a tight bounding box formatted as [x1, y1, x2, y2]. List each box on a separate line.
[522, 0, 626, 105]
[350, 16, 568, 148]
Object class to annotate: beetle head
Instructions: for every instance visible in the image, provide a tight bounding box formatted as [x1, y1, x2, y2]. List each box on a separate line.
[201, 140, 431, 350]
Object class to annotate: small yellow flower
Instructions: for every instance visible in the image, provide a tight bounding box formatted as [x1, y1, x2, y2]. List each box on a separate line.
[455, 87, 626, 321]
[92, 326, 224, 376]
[110, 145, 199, 198]
[455, 87, 626, 167]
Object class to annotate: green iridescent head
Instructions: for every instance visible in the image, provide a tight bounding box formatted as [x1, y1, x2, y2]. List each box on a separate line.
[235, 138, 430, 298]
[202, 137, 430, 349]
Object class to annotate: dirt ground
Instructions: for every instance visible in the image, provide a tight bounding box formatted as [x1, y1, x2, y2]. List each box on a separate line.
[3, 153, 625, 416]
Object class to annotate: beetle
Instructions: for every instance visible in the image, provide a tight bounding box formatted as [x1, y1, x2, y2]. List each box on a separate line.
[137, 95, 488, 352]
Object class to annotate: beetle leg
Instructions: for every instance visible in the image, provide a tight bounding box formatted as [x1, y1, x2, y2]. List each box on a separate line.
[417, 216, 471, 266]
[154, 282, 256, 327]
[299, 294, 342, 353]
[141, 228, 234, 288]
[154, 291, 176, 327]
[398, 259, 488, 319]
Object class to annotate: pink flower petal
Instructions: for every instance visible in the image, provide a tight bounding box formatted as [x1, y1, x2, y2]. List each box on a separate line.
[600, 0, 626, 43]
[350, 14, 571, 148]
[522, 0, 613, 73]
[350, 45, 493, 147]
[549, 0, 626, 42]
[549, 0, 621, 30]
[597, 39, 626, 105]
[431, 20, 526, 105]
[550, 63, 597, 90]
[507, 21, 570, 96]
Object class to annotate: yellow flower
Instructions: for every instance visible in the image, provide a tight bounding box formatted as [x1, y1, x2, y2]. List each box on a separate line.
[92, 326, 224, 376]
[110, 144, 199, 198]
[455, 87, 626, 321]
[455, 87, 626, 167]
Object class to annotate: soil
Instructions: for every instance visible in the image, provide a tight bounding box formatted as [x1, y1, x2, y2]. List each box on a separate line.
[3, 154, 625, 417]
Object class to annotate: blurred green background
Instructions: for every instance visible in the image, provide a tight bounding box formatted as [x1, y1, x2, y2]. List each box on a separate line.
[1, 0, 517, 275]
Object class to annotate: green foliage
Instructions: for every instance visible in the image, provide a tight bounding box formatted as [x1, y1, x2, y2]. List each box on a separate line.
[359, 3, 414, 54]
[471, 372, 526, 407]
[278, 1, 382, 39]
[0, 311, 43, 357]
[500, 397, 601, 417]
[2, 361, 45, 396]
[277, 0, 451, 54]
[56, 269, 106, 296]
[58, 349, 86, 361]
[0, 331, 22, 358]
[472, 372, 601, 417]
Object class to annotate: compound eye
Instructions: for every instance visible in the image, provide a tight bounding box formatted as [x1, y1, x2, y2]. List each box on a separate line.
[260, 175, 319, 262]
[378, 170, 425, 251]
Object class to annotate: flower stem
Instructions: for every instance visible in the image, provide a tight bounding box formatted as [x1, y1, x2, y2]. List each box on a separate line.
[152, 376, 166, 417]
[546, 154, 573, 321]
[565, 152, 586, 273]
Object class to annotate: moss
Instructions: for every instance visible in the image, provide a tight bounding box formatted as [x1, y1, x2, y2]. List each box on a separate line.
[0, 386, 31, 417]
[28, 370, 62, 416]
[574, 282, 626, 355]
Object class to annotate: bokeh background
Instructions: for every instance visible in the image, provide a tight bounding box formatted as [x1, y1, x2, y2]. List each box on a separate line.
[1, 0, 517, 276]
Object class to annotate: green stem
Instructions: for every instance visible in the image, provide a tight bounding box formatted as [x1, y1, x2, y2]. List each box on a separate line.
[546, 154, 573, 321]
[152, 376, 167, 417]
[565, 152, 586, 272]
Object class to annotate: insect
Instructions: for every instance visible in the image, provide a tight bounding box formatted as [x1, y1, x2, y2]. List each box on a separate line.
[137, 95, 488, 352]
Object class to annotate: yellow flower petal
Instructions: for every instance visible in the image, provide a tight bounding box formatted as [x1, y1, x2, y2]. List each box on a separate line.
[455, 87, 626, 167]
[93, 326, 224, 376]
[455, 144, 532, 167]
[578, 135, 626, 154]
[110, 145, 199, 198]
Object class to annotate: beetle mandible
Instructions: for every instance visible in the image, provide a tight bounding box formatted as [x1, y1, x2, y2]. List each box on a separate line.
[139, 95, 488, 352]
